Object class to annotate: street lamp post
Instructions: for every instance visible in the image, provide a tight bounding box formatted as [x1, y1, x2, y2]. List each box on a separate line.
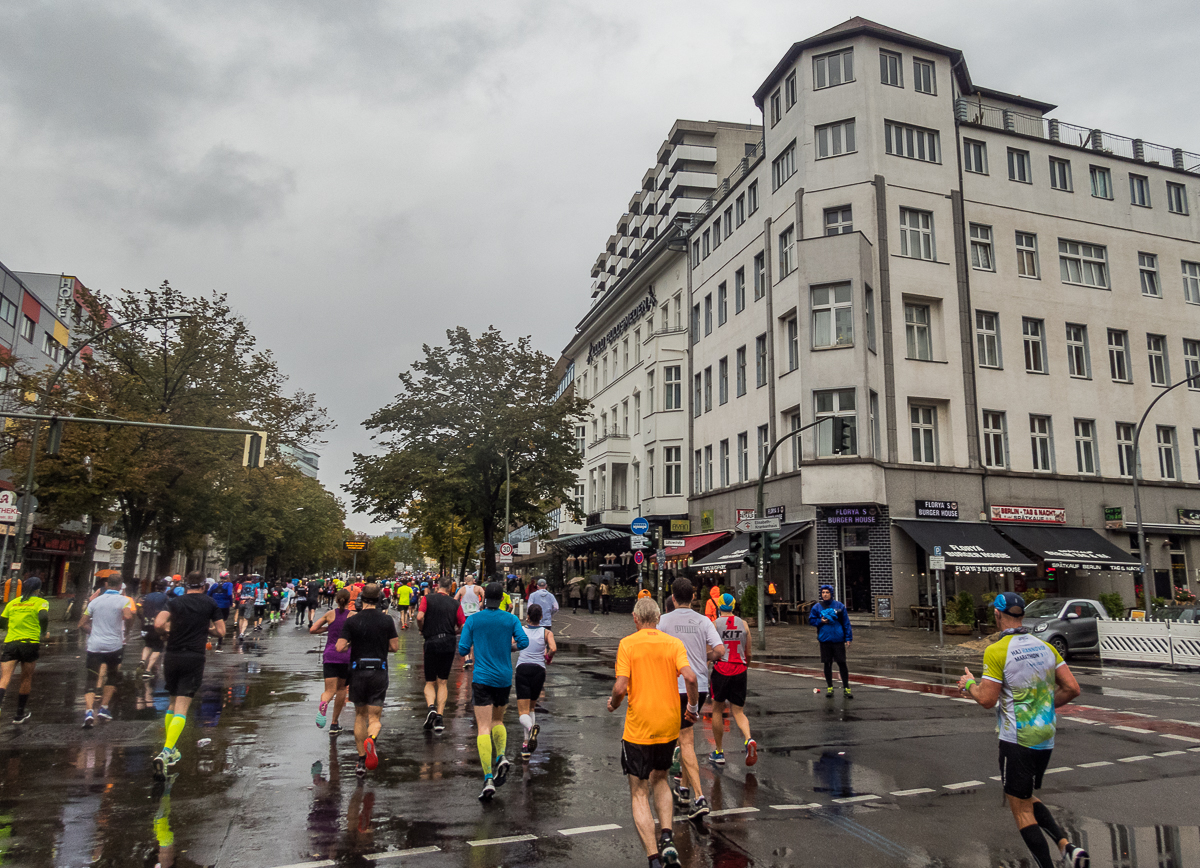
[1130, 372, 1200, 608]
[9, 314, 191, 579]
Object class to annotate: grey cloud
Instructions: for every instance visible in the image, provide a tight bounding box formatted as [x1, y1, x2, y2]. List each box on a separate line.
[141, 145, 295, 228]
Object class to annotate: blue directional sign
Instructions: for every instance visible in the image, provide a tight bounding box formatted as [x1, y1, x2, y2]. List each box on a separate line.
[933, 545, 942, 557]
[631, 516, 649, 535]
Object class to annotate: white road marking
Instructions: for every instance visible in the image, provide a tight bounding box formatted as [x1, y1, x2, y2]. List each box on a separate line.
[559, 824, 622, 836]
[989, 775, 1002, 781]
[770, 803, 823, 810]
[951, 698, 975, 703]
[273, 862, 336, 868]
[1112, 725, 1155, 734]
[1044, 767, 1072, 774]
[943, 781, 984, 790]
[1118, 711, 1155, 717]
[889, 688, 921, 694]
[1154, 751, 1187, 757]
[467, 834, 538, 847]
[1161, 733, 1200, 743]
[831, 794, 880, 804]
[709, 807, 760, 817]
[890, 788, 935, 796]
[1190, 747, 1200, 752]
[861, 683, 890, 689]
[1077, 761, 1113, 768]
[1065, 717, 1101, 724]
[1118, 755, 1153, 763]
[366, 847, 442, 861]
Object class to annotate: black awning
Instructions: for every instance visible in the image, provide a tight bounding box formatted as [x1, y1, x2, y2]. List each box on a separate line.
[547, 527, 631, 554]
[996, 525, 1140, 572]
[777, 521, 813, 544]
[894, 519, 1036, 573]
[693, 534, 753, 569]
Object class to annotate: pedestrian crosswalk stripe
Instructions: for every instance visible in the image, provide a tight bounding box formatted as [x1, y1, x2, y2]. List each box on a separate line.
[365, 847, 442, 861]
[943, 781, 984, 790]
[1112, 725, 1155, 734]
[770, 803, 823, 810]
[1077, 761, 1113, 768]
[558, 824, 622, 836]
[1161, 733, 1200, 743]
[467, 834, 538, 847]
[889, 688, 921, 694]
[890, 788, 934, 797]
[1155, 750, 1187, 757]
[709, 807, 760, 817]
[1044, 767, 1072, 774]
[831, 794, 880, 804]
[1118, 755, 1152, 762]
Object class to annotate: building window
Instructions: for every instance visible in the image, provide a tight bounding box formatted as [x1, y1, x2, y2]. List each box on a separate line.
[1157, 426, 1178, 480]
[1090, 165, 1113, 199]
[969, 223, 994, 270]
[910, 405, 937, 464]
[812, 283, 853, 348]
[815, 389, 857, 456]
[1048, 157, 1072, 191]
[633, 394, 640, 432]
[756, 425, 770, 477]
[717, 282, 727, 325]
[664, 365, 681, 409]
[1065, 324, 1090, 379]
[41, 332, 64, 362]
[1007, 148, 1032, 183]
[786, 315, 799, 371]
[814, 48, 853, 89]
[736, 346, 747, 396]
[693, 374, 702, 418]
[747, 181, 758, 214]
[870, 391, 882, 459]
[1138, 253, 1161, 297]
[622, 400, 629, 434]
[912, 57, 935, 94]
[1167, 182, 1188, 215]
[646, 450, 654, 497]
[865, 287, 876, 352]
[982, 411, 1007, 469]
[703, 366, 712, 412]
[704, 445, 713, 491]
[963, 138, 987, 174]
[712, 217, 721, 250]
[899, 208, 934, 259]
[576, 425, 586, 455]
[719, 440, 730, 487]
[1147, 334, 1169, 386]
[976, 311, 1001, 368]
[791, 413, 804, 469]
[1184, 339, 1200, 390]
[753, 253, 766, 299]
[880, 49, 901, 87]
[1116, 423, 1137, 477]
[704, 294, 712, 335]
[769, 89, 782, 126]
[1022, 318, 1046, 374]
[785, 71, 797, 109]
[1016, 232, 1039, 278]
[20, 315, 34, 342]
[1059, 240, 1108, 288]
[1030, 415, 1053, 472]
[1108, 330, 1131, 382]
[573, 484, 585, 514]
[692, 240, 700, 267]
[702, 229, 710, 259]
[772, 142, 796, 190]
[1195, 430, 1200, 479]
[815, 120, 856, 159]
[1130, 174, 1151, 207]
[664, 446, 682, 495]
[647, 370, 654, 411]
[734, 267, 746, 312]
[885, 122, 939, 162]
[755, 334, 767, 387]
[737, 432, 749, 482]
[723, 206, 733, 239]
[622, 339, 629, 372]
[1074, 419, 1097, 474]
[905, 303, 932, 360]
[825, 205, 852, 235]
[735, 195, 746, 227]
[1183, 261, 1200, 305]
[778, 225, 795, 276]
[690, 303, 700, 345]
[718, 356, 728, 404]
[0, 297, 15, 327]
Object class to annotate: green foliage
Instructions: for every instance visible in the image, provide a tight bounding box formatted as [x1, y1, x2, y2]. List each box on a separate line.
[1097, 592, 1126, 620]
[944, 591, 976, 627]
[739, 583, 758, 619]
[1024, 587, 1047, 601]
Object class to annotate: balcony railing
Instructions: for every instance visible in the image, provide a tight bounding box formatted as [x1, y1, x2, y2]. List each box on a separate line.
[692, 138, 766, 221]
[589, 431, 631, 448]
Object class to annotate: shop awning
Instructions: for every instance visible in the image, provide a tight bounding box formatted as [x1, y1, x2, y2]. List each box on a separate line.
[655, 531, 729, 565]
[996, 525, 1141, 571]
[547, 527, 631, 553]
[777, 521, 812, 544]
[693, 534, 753, 569]
[894, 519, 1036, 573]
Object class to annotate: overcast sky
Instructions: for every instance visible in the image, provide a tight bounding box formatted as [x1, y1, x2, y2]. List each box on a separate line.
[1, 0, 1196, 532]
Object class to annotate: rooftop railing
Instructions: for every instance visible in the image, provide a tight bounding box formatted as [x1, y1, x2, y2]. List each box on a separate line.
[692, 138, 766, 221]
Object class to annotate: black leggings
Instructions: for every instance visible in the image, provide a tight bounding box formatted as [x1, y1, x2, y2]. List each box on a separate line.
[820, 641, 849, 687]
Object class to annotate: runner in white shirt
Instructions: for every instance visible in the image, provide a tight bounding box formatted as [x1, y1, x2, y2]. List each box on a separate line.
[455, 577, 485, 668]
[79, 575, 135, 728]
[656, 577, 724, 820]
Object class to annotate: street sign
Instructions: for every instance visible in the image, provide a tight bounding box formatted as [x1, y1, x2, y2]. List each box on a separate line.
[0, 491, 17, 524]
[498, 554, 513, 564]
[633, 550, 644, 565]
[630, 536, 648, 549]
[14, 495, 37, 516]
[630, 517, 649, 535]
[928, 555, 946, 570]
[735, 508, 756, 524]
[342, 540, 369, 552]
[499, 543, 514, 557]
[663, 539, 686, 548]
[933, 545, 942, 556]
[656, 548, 666, 566]
[735, 517, 781, 532]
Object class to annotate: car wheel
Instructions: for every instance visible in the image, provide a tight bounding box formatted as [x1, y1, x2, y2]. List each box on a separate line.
[1049, 635, 1068, 659]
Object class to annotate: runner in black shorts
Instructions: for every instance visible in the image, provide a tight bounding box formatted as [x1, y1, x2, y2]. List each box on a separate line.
[515, 603, 556, 758]
[417, 577, 463, 733]
[0, 577, 49, 724]
[336, 584, 398, 777]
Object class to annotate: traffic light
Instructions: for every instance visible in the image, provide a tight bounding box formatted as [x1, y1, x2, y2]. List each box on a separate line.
[45, 419, 64, 456]
[830, 417, 853, 454]
[242, 431, 267, 468]
[766, 531, 782, 561]
[743, 534, 762, 569]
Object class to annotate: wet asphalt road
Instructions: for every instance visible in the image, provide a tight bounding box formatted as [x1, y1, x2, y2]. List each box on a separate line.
[0, 611, 1197, 867]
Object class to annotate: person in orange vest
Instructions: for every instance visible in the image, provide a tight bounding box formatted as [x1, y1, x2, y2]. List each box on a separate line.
[767, 580, 778, 625]
[704, 583, 723, 621]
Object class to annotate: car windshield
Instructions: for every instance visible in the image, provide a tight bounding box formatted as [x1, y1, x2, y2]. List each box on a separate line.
[1151, 607, 1183, 621]
[1023, 598, 1066, 618]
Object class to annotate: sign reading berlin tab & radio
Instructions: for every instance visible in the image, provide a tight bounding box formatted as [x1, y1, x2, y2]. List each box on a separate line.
[989, 504, 1066, 524]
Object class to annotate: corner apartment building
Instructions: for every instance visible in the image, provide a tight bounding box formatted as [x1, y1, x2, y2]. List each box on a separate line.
[683, 18, 1200, 624]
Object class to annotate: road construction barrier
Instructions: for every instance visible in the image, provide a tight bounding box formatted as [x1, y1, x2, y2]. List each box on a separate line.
[1098, 619, 1200, 667]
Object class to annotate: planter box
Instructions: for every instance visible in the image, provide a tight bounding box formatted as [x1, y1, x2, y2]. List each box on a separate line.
[943, 624, 973, 635]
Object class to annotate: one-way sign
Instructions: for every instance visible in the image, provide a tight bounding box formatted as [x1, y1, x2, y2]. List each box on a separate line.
[735, 517, 781, 532]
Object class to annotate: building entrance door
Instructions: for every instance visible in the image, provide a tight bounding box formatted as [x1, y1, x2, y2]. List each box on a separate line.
[843, 550, 871, 612]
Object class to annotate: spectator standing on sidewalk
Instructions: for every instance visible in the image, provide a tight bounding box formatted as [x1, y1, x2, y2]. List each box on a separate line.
[599, 579, 611, 615]
[809, 585, 852, 698]
[585, 580, 598, 615]
[568, 581, 581, 614]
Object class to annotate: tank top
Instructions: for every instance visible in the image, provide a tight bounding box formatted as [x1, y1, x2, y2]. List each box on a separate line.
[323, 608, 352, 664]
[516, 624, 548, 668]
[459, 585, 482, 616]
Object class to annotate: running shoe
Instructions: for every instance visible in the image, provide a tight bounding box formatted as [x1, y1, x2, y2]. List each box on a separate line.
[316, 700, 329, 728]
[329, 723, 343, 736]
[659, 830, 679, 866]
[364, 737, 379, 770]
[355, 758, 367, 778]
[433, 714, 445, 734]
[478, 776, 496, 801]
[97, 707, 112, 721]
[152, 750, 168, 781]
[494, 755, 511, 787]
[675, 785, 691, 806]
[423, 707, 437, 730]
[1064, 844, 1090, 867]
[83, 710, 95, 729]
[844, 687, 853, 698]
[165, 747, 182, 767]
[141, 670, 153, 680]
[745, 738, 758, 767]
[527, 723, 539, 755]
[12, 711, 30, 724]
[520, 741, 531, 759]
[825, 686, 834, 698]
[689, 797, 710, 819]
[709, 750, 725, 765]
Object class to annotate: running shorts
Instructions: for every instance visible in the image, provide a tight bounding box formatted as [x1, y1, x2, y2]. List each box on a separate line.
[678, 691, 708, 729]
[349, 670, 389, 706]
[998, 741, 1052, 800]
[253, 605, 266, 619]
[143, 631, 165, 653]
[322, 662, 350, 681]
[163, 654, 206, 698]
[423, 646, 455, 682]
[514, 662, 547, 701]
[86, 649, 124, 676]
[620, 739, 676, 780]
[1, 641, 39, 663]
[471, 682, 511, 708]
[398, 604, 410, 612]
[217, 607, 230, 623]
[710, 669, 748, 707]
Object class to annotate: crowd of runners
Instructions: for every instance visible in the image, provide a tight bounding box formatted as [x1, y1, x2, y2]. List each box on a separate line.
[0, 569, 1090, 868]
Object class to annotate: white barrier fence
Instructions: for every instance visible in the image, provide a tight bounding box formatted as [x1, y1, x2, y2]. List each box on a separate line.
[1098, 619, 1200, 667]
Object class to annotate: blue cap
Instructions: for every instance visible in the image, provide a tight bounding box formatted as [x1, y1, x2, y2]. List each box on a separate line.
[718, 593, 735, 611]
[993, 592, 1026, 616]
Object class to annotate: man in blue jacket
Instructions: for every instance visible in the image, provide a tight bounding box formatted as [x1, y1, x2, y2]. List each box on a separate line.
[809, 585, 853, 698]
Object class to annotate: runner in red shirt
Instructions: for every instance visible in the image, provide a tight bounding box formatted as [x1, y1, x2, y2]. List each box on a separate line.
[708, 594, 757, 766]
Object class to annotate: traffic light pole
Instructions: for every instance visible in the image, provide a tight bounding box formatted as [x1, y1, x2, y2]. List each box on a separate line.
[751, 416, 833, 650]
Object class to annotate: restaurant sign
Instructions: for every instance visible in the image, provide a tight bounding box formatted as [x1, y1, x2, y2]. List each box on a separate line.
[825, 505, 880, 525]
[989, 504, 1065, 524]
[587, 288, 657, 363]
[915, 500, 959, 519]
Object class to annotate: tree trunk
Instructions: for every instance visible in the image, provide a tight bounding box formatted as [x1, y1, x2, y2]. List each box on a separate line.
[481, 517, 496, 579]
[72, 520, 103, 617]
[458, 531, 473, 581]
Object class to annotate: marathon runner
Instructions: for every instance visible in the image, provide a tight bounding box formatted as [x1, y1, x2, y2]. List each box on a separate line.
[335, 584, 398, 777]
[527, 578, 559, 627]
[958, 592, 1089, 868]
[455, 575, 484, 668]
[79, 574, 135, 728]
[152, 572, 225, 779]
[516, 603, 556, 758]
[457, 581, 527, 800]
[293, 579, 308, 626]
[396, 580, 414, 630]
[708, 594, 757, 767]
[207, 572, 234, 648]
[311, 588, 355, 735]
[608, 596, 698, 868]
[0, 576, 48, 724]
[139, 579, 170, 678]
[253, 580, 268, 630]
[657, 578, 724, 819]
[417, 576, 463, 733]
